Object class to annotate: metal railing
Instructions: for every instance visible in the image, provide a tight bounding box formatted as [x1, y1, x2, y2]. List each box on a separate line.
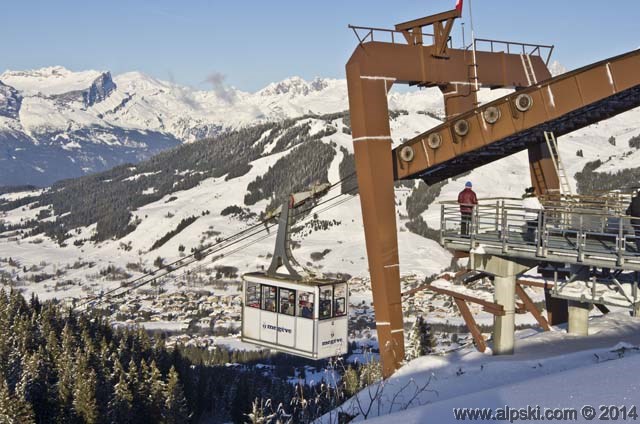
[348, 26, 554, 68]
[440, 198, 640, 269]
[539, 192, 633, 216]
[466, 38, 554, 66]
[348, 25, 443, 47]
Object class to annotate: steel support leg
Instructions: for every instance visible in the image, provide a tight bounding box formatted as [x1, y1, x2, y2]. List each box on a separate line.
[347, 64, 404, 378]
[528, 142, 560, 195]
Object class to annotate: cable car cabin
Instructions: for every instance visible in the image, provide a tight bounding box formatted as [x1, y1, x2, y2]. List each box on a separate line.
[241, 272, 349, 359]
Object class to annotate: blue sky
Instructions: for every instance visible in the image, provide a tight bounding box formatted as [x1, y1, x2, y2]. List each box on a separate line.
[1, 0, 638, 92]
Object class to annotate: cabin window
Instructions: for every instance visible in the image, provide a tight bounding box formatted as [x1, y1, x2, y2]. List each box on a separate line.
[333, 283, 347, 317]
[298, 292, 314, 319]
[261, 285, 277, 312]
[246, 282, 261, 308]
[279, 288, 295, 316]
[319, 286, 333, 319]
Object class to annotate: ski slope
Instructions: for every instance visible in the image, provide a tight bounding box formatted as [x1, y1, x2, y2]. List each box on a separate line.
[324, 312, 640, 423]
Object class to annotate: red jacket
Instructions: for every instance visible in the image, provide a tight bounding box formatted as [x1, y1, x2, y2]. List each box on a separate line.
[458, 188, 478, 213]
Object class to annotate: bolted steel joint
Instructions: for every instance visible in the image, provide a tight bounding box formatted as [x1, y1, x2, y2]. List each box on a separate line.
[427, 132, 442, 149]
[483, 106, 501, 124]
[515, 93, 533, 112]
[454, 119, 470, 137]
[399, 145, 415, 162]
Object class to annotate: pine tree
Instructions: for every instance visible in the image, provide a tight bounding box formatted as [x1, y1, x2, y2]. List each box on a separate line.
[56, 351, 76, 423]
[0, 378, 16, 423]
[163, 366, 190, 424]
[405, 315, 435, 360]
[15, 350, 49, 420]
[73, 354, 98, 424]
[146, 360, 166, 422]
[108, 367, 133, 424]
[5, 343, 23, 393]
[1, 377, 35, 424]
[14, 394, 36, 424]
[60, 322, 76, 355]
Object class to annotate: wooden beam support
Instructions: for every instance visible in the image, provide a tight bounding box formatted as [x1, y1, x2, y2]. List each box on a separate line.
[454, 298, 487, 352]
[515, 284, 551, 331]
[424, 284, 505, 314]
[402, 282, 505, 316]
[517, 279, 554, 289]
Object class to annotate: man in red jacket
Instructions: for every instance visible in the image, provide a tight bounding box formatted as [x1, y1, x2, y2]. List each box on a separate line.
[458, 181, 478, 236]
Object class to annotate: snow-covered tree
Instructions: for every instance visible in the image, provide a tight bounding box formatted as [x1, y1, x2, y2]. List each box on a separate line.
[163, 366, 190, 424]
[405, 315, 436, 361]
[145, 360, 166, 422]
[73, 354, 98, 424]
[108, 368, 133, 424]
[0, 377, 35, 424]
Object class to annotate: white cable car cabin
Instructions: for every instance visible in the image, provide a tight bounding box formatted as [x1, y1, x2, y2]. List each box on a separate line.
[242, 274, 348, 359]
[241, 186, 349, 359]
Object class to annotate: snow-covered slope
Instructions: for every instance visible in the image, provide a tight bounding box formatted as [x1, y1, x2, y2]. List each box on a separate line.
[0, 111, 449, 300]
[324, 312, 640, 423]
[1, 98, 639, 300]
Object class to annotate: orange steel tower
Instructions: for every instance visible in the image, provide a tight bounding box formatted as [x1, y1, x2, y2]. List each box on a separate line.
[346, 5, 640, 377]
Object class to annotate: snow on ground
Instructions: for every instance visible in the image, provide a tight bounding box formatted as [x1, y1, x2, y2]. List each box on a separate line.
[136, 320, 189, 332]
[324, 312, 640, 423]
[213, 335, 265, 352]
[0, 188, 45, 201]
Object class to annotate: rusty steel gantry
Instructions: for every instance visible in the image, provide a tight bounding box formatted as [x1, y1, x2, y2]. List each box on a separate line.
[346, 6, 640, 377]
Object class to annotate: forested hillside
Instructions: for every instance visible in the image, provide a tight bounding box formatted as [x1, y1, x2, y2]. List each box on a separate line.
[575, 134, 640, 194]
[0, 289, 360, 423]
[0, 112, 349, 244]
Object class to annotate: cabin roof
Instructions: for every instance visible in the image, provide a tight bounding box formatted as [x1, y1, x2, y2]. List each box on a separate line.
[242, 272, 346, 287]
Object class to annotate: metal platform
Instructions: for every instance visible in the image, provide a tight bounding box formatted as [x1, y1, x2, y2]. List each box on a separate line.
[440, 197, 640, 311]
[440, 198, 640, 271]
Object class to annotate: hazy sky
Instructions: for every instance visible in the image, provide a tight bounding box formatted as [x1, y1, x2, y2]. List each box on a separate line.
[1, 0, 638, 92]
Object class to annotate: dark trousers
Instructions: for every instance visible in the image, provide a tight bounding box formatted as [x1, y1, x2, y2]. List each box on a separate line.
[526, 220, 538, 242]
[461, 212, 472, 236]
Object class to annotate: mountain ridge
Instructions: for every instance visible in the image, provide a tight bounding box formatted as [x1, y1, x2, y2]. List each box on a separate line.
[0, 65, 450, 186]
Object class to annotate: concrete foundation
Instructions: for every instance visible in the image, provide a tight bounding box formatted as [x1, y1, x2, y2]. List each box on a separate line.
[493, 275, 516, 355]
[567, 300, 591, 336]
[471, 253, 535, 356]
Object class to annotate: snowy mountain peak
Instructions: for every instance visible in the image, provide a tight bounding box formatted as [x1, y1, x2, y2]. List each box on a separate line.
[0, 66, 109, 97]
[2, 65, 74, 79]
[114, 71, 172, 92]
[258, 76, 329, 97]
